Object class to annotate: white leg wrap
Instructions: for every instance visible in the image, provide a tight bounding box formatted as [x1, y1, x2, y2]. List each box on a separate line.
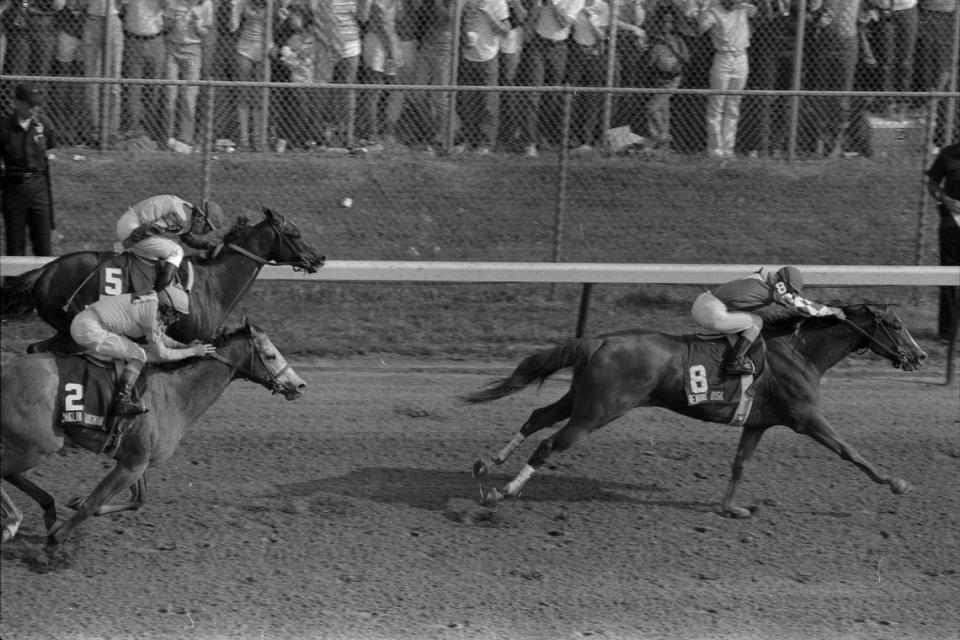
[505, 464, 536, 496]
[495, 433, 525, 463]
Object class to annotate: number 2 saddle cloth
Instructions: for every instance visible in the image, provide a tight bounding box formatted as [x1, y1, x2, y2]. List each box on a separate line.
[680, 334, 767, 426]
[54, 354, 148, 455]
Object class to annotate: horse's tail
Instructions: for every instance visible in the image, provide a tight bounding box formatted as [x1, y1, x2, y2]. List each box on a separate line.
[0, 267, 44, 316]
[460, 337, 604, 403]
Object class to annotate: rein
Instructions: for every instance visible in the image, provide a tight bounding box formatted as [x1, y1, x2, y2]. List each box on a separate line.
[840, 314, 908, 365]
[208, 337, 290, 395]
[224, 216, 310, 270]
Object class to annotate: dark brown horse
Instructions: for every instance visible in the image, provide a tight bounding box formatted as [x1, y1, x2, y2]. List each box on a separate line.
[0, 320, 306, 546]
[2, 207, 324, 347]
[463, 304, 926, 516]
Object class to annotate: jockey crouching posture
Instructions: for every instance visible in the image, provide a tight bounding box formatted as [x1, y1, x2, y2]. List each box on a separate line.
[691, 266, 847, 376]
[115, 195, 225, 292]
[70, 285, 217, 415]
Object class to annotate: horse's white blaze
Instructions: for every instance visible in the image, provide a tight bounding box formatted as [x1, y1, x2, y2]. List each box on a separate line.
[253, 332, 306, 390]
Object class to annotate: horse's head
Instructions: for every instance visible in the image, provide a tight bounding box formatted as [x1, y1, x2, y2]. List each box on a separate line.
[213, 319, 307, 400]
[260, 207, 325, 273]
[841, 304, 927, 371]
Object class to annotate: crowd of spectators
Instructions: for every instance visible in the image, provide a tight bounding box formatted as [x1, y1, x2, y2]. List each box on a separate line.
[0, 0, 956, 157]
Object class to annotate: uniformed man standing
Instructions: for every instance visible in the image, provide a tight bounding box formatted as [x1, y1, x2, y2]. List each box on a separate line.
[1, 83, 57, 257]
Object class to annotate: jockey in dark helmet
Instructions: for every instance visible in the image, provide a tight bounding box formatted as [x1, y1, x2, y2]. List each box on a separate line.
[691, 265, 846, 376]
[69, 284, 216, 415]
[115, 195, 225, 292]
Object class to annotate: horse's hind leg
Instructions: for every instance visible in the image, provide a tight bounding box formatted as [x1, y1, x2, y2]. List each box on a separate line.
[47, 462, 148, 546]
[5, 472, 59, 531]
[1, 486, 24, 543]
[721, 427, 766, 518]
[67, 475, 146, 515]
[474, 390, 574, 478]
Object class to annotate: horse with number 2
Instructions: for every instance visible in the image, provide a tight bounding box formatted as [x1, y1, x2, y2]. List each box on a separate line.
[0, 320, 306, 546]
[465, 304, 926, 515]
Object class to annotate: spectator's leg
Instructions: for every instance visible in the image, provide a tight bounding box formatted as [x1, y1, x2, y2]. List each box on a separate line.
[164, 47, 179, 143]
[722, 53, 748, 158]
[521, 37, 546, 151]
[939, 213, 960, 341]
[180, 45, 201, 145]
[705, 53, 725, 157]
[83, 18, 105, 144]
[26, 180, 53, 257]
[1, 186, 28, 256]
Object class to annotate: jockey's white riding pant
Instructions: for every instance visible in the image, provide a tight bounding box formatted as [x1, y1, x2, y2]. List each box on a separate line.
[692, 291, 763, 339]
[71, 310, 148, 364]
[115, 217, 185, 267]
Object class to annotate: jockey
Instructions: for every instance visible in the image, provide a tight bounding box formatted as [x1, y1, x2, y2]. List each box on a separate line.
[691, 266, 847, 376]
[69, 284, 216, 415]
[115, 195, 225, 292]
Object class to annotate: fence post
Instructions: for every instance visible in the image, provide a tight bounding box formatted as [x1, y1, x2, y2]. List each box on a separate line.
[201, 84, 215, 201]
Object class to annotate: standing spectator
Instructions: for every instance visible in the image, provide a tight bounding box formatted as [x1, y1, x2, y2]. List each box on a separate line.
[2, 0, 57, 76]
[878, 0, 917, 117]
[359, 0, 400, 144]
[164, 0, 212, 153]
[278, 4, 322, 148]
[230, 0, 273, 151]
[415, 0, 457, 153]
[50, 0, 90, 145]
[914, 0, 956, 148]
[1, 84, 56, 257]
[83, 0, 124, 148]
[697, 0, 756, 159]
[739, 0, 793, 156]
[566, 0, 609, 152]
[925, 142, 960, 342]
[804, 0, 862, 156]
[610, 0, 646, 134]
[495, 0, 527, 152]
[325, 0, 369, 148]
[644, 1, 689, 151]
[383, 0, 427, 146]
[520, 0, 584, 158]
[123, 0, 167, 139]
[457, 0, 510, 154]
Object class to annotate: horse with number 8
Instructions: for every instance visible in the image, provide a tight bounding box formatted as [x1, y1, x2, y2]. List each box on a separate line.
[464, 303, 926, 516]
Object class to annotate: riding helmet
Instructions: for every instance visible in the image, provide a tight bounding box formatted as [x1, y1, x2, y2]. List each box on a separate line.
[196, 200, 224, 232]
[775, 265, 804, 293]
[159, 284, 191, 315]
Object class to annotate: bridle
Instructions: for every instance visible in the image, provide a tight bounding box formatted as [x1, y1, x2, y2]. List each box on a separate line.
[840, 307, 912, 369]
[225, 214, 314, 272]
[209, 333, 293, 396]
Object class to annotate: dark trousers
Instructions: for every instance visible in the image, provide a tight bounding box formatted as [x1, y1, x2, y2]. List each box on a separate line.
[1, 177, 53, 256]
[939, 209, 960, 340]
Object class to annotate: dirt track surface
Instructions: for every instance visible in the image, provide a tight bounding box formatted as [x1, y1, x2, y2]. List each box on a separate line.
[1, 358, 958, 640]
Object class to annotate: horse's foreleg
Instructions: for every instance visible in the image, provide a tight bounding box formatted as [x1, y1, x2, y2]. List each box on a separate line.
[721, 427, 765, 518]
[1, 486, 24, 543]
[481, 419, 591, 506]
[67, 475, 147, 515]
[47, 462, 148, 545]
[474, 392, 574, 478]
[803, 417, 911, 495]
[5, 472, 59, 531]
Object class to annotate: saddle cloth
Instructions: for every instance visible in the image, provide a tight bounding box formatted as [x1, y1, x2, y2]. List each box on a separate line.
[680, 334, 766, 407]
[54, 354, 146, 431]
[96, 253, 194, 298]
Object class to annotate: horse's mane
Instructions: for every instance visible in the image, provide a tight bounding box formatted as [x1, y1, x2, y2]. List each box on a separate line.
[220, 216, 253, 245]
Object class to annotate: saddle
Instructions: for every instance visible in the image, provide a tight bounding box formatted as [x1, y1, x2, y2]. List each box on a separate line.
[680, 334, 767, 425]
[54, 353, 148, 456]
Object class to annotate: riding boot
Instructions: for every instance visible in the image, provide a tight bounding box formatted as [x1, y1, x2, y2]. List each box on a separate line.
[114, 361, 148, 415]
[154, 262, 178, 292]
[723, 335, 756, 376]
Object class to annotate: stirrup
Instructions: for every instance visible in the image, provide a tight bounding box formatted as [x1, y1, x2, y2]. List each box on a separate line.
[724, 359, 755, 376]
[114, 397, 147, 416]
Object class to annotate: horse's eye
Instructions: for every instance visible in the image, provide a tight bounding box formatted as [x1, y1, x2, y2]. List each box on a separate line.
[265, 354, 277, 361]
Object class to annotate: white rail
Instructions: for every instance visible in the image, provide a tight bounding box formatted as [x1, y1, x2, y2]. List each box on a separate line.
[1, 257, 958, 286]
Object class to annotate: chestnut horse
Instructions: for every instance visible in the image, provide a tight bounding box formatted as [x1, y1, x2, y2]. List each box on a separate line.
[0, 320, 306, 546]
[1, 207, 324, 348]
[464, 304, 926, 516]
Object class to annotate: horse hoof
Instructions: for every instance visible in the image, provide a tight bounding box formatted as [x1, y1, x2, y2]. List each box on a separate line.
[479, 486, 504, 506]
[472, 458, 492, 478]
[890, 478, 912, 495]
[721, 505, 755, 519]
[66, 497, 84, 511]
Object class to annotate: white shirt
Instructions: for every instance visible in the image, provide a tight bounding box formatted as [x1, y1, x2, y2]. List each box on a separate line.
[463, 0, 509, 62]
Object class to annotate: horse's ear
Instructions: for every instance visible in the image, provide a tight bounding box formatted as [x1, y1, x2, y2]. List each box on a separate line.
[262, 206, 274, 220]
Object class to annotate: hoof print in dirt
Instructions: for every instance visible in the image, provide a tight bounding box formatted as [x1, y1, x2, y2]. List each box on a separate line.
[444, 498, 499, 525]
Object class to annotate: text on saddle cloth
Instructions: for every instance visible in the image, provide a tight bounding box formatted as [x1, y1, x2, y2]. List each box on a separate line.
[98, 253, 194, 297]
[55, 354, 147, 431]
[680, 334, 766, 407]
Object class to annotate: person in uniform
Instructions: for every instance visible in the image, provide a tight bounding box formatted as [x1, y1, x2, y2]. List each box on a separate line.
[691, 265, 846, 376]
[925, 141, 960, 342]
[1, 83, 57, 257]
[70, 284, 216, 415]
[114, 194, 224, 291]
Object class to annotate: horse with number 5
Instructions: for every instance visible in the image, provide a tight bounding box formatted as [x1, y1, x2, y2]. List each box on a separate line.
[0, 320, 306, 546]
[464, 303, 926, 516]
[1, 207, 324, 351]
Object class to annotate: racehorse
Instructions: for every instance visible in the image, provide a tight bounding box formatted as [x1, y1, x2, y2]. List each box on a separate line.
[463, 304, 926, 516]
[1, 207, 324, 349]
[0, 319, 306, 546]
